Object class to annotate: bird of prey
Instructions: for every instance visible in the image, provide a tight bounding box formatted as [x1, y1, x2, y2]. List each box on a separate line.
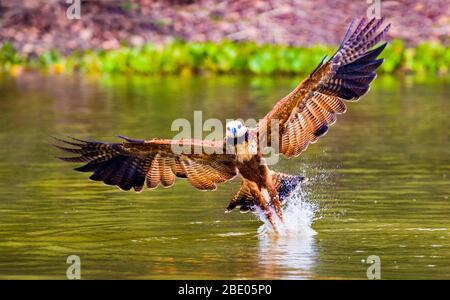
[55, 18, 390, 231]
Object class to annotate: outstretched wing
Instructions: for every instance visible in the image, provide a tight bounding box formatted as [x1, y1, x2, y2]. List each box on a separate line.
[257, 17, 390, 157]
[54, 136, 237, 192]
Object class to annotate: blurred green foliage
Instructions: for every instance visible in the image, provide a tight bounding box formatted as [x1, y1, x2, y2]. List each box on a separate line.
[0, 43, 23, 68]
[0, 40, 449, 76]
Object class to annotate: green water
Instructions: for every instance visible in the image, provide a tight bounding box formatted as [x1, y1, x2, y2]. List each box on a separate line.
[0, 73, 448, 279]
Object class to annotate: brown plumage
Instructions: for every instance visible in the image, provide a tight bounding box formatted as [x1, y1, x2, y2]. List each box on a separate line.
[55, 18, 390, 232]
[55, 137, 236, 192]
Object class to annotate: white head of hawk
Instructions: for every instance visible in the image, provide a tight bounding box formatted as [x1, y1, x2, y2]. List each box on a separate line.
[226, 120, 247, 139]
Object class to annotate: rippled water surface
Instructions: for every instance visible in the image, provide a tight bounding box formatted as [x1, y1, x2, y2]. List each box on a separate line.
[0, 74, 448, 279]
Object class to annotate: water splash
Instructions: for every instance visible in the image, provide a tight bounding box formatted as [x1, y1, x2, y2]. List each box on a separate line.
[256, 187, 317, 237]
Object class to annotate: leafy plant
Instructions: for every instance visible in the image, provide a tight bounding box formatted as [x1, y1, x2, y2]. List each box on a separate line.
[0, 40, 448, 77]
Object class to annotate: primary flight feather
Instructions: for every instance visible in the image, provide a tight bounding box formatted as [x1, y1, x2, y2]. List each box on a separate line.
[55, 18, 390, 231]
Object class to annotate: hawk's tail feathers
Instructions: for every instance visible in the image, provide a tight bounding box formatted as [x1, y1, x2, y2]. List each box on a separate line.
[272, 172, 306, 204]
[226, 172, 306, 213]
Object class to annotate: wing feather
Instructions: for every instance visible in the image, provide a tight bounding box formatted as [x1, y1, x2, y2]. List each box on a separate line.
[55, 137, 237, 192]
[160, 156, 176, 187]
[258, 18, 390, 157]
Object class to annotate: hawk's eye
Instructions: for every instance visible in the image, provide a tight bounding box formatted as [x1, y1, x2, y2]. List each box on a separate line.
[238, 124, 241, 129]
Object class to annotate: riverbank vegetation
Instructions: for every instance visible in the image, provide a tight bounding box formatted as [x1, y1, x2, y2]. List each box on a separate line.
[1, 39, 449, 77]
